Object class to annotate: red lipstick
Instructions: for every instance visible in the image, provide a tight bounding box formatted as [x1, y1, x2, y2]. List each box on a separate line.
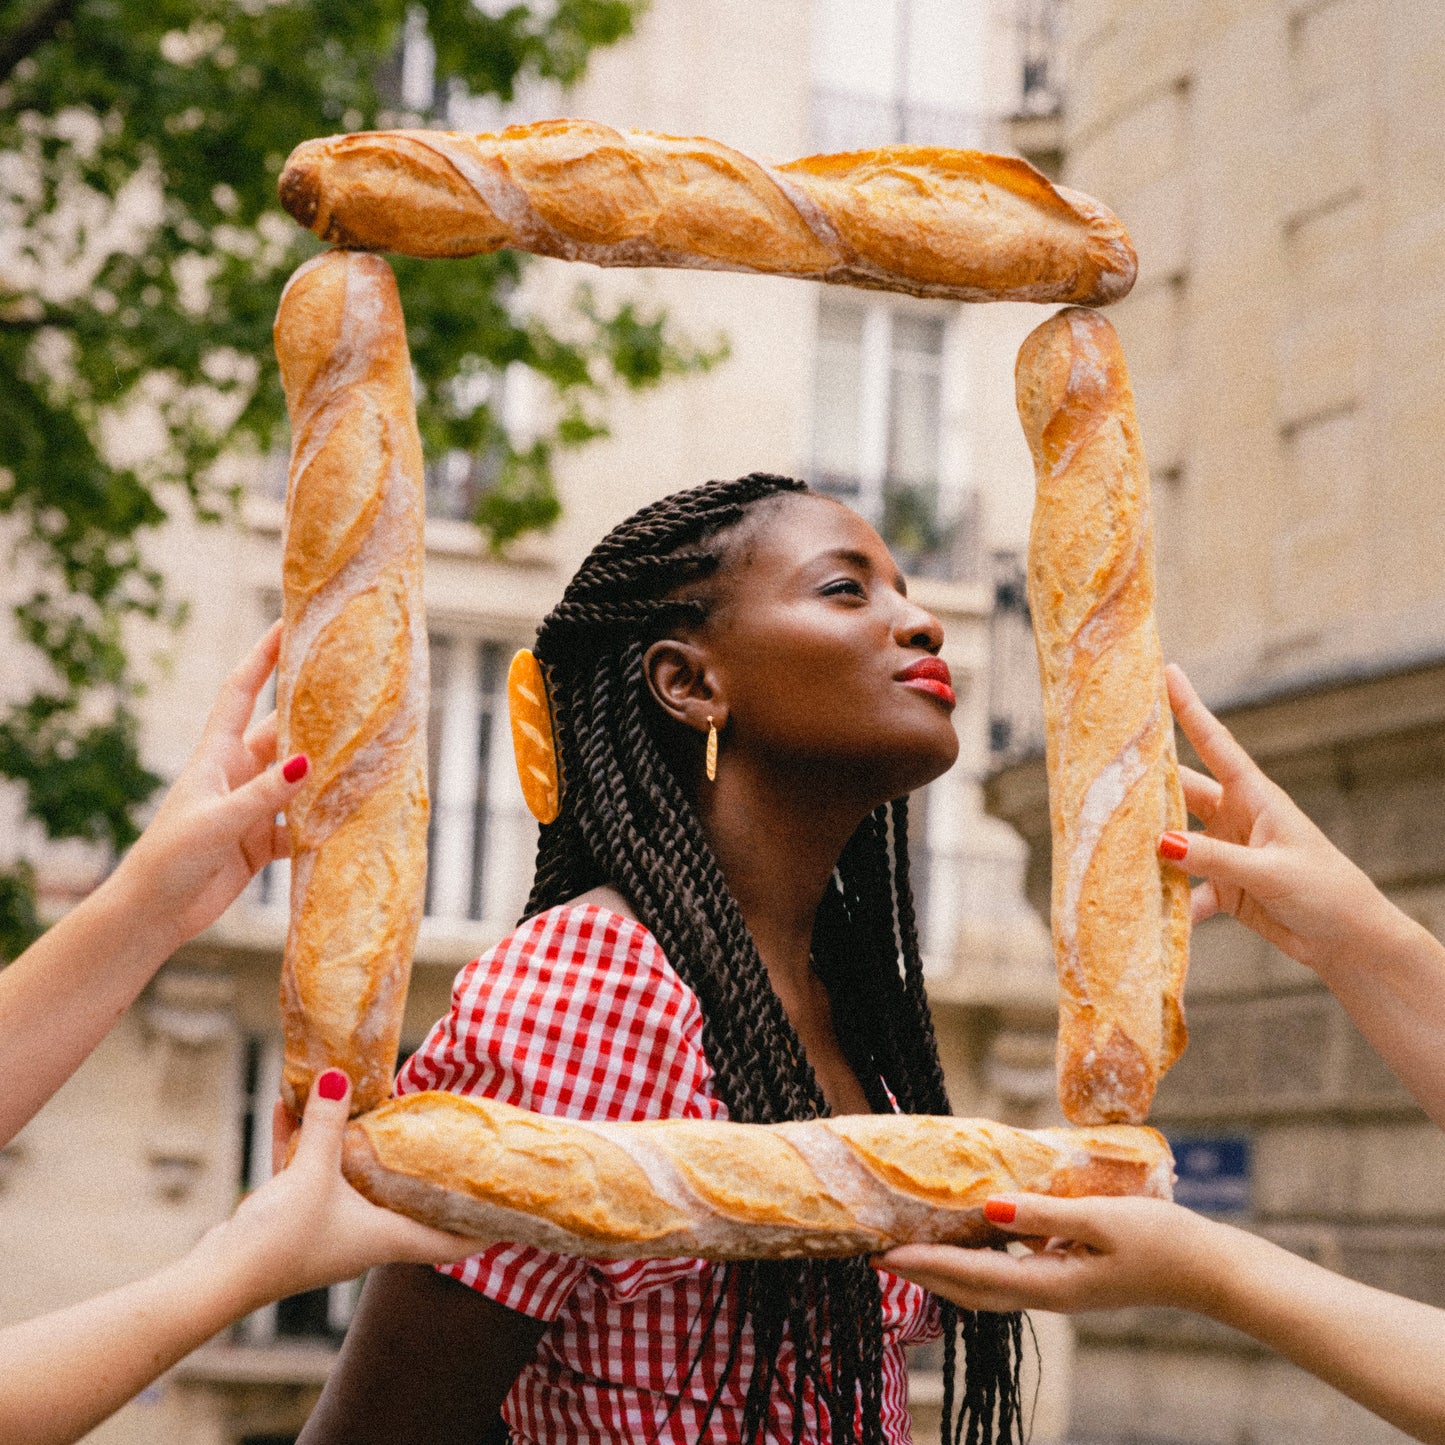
[896, 656, 955, 708]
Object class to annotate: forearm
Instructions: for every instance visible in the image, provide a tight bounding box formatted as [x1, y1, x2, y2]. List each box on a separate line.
[0, 869, 178, 1147]
[1311, 903, 1445, 1130]
[1191, 1221, 1445, 1444]
[0, 1228, 262, 1445]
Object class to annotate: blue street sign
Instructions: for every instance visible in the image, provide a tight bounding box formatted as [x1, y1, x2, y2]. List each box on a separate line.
[1167, 1135, 1251, 1215]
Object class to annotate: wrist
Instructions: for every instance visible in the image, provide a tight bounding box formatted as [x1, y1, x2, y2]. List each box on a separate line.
[1308, 885, 1430, 987]
[1160, 1211, 1240, 1317]
[183, 1216, 285, 1321]
[103, 850, 187, 960]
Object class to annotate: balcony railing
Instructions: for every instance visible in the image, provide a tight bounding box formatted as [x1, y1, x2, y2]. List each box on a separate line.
[809, 89, 984, 155]
[810, 474, 981, 585]
[985, 551, 1045, 767]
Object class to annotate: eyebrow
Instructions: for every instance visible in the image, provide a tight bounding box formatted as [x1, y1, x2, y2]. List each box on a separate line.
[816, 546, 908, 597]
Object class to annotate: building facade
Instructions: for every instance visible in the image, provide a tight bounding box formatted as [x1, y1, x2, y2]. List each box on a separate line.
[986, 2, 1445, 1441]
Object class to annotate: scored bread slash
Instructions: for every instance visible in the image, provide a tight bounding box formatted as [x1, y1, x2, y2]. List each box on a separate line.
[508, 648, 562, 824]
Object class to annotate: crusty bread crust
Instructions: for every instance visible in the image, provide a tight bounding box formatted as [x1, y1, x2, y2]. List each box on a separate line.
[275, 250, 430, 1116]
[1017, 307, 1191, 1126]
[277, 120, 1137, 306]
[341, 1092, 1174, 1258]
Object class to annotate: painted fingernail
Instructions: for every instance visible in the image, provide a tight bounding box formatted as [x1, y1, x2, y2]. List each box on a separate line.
[317, 1069, 349, 1101]
[282, 754, 309, 783]
[983, 1199, 1017, 1225]
[1159, 831, 1189, 862]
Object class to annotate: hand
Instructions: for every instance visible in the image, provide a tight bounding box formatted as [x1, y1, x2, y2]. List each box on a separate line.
[877, 1194, 1220, 1316]
[213, 1071, 482, 1311]
[1160, 663, 1392, 975]
[109, 622, 308, 952]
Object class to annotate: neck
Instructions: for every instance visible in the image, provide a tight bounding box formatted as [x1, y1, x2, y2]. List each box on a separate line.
[694, 756, 873, 999]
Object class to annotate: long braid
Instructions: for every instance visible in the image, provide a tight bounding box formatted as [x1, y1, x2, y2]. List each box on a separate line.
[525, 474, 1022, 1444]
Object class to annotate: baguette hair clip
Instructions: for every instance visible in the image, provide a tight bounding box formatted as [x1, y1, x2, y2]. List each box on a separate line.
[507, 649, 562, 824]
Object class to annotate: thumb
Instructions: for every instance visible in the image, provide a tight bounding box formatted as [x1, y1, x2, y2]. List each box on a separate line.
[980, 1193, 1111, 1248]
[289, 1069, 352, 1172]
[219, 753, 309, 835]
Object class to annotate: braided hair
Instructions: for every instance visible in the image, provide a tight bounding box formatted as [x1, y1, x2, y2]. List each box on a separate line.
[526, 473, 1023, 1445]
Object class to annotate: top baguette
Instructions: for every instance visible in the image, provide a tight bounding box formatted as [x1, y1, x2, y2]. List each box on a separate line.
[278, 119, 1137, 306]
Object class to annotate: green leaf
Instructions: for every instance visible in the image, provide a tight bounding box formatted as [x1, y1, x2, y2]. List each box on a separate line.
[1, 0, 729, 875]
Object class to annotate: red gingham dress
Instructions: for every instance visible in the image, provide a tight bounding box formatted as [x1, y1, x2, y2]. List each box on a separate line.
[396, 903, 940, 1445]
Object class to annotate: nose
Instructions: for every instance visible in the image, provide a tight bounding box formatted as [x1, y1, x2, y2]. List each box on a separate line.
[894, 597, 944, 653]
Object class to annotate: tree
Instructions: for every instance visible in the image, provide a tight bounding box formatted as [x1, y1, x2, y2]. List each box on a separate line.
[0, 0, 721, 956]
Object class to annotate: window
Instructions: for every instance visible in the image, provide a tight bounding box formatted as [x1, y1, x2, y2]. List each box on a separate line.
[811, 297, 974, 580]
[811, 0, 983, 152]
[255, 630, 537, 929]
[425, 634, 518, 923]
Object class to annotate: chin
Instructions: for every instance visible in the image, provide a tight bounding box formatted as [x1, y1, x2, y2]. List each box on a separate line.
[868, 725, 959, 800]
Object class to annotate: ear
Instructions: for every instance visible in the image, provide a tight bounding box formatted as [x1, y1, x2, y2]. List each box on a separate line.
[642, 639, 723, 733]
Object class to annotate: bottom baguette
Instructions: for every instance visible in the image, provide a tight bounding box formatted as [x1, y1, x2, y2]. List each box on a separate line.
[341, 1092, 1174, 1259]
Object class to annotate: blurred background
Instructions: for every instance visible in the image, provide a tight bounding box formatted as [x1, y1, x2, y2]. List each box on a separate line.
[2, 0, 1443, 1440]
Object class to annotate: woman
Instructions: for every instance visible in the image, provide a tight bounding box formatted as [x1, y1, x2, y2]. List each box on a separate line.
[299, 474, 1023, 1445]
[0, 623, 477, 1445]
[882, 664, 1445, 1445]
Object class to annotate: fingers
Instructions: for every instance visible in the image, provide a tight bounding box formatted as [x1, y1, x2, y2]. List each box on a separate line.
[217, 754, 309, 846]
[271, 1097, 299, 1176]
[375, 1215, 486, 1267]
[289, 1069, 353, 1171]
[207, 622, 284, 741]
[1178, 765, 1222, 824]
[879, 1243, 1050, 1314]
[1165, 664, 1259, 791]
[975, 1194, 1112, 1250]
[1159, 828, 1276, 897]
[245, 711, 280, 770]
[1191, 880, 1221, 926]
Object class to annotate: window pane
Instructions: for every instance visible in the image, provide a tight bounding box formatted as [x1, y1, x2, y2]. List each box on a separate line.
[423, 636, 452, 916]
[887, 314, 943, 487]
[468, 642, 505, 921]
[812, 301, 865, 489]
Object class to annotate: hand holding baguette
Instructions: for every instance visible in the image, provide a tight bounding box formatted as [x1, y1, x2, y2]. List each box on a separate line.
[278, 120, 1137, 306]
[1017, 307, 1191, 1126]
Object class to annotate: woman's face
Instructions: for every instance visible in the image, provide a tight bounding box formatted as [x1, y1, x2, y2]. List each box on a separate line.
[703, 492, 959, 803]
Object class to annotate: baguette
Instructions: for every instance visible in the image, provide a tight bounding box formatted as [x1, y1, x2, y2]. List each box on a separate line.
[274, 249, 430, 1116]
[277, 120, 1137, 306]
[341, 1092, 1174, 1258]
[1016, 308, 1191, 1126]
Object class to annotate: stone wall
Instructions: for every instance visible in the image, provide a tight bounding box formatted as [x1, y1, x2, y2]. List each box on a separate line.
[979, 3, 1445, 1440]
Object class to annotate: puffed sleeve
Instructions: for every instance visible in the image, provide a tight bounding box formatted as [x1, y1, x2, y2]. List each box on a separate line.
[395, 904, 726, 1320]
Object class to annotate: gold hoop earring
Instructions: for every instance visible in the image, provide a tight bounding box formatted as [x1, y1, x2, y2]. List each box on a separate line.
[705, 715, 718, 783]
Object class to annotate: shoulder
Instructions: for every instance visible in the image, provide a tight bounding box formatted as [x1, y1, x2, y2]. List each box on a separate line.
[561, 883, 638, 923]
[478, 896, 657, 994]
[401, 898, 721, 1121]
[443, 897, 706, 1072]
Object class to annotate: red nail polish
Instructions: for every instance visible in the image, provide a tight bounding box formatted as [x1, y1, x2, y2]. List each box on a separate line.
[317, 1069, 349, 1101]
[282, 754, 309, 784]
[1159, 831, 1189, 862]
[983, 1199, 1017, 1225]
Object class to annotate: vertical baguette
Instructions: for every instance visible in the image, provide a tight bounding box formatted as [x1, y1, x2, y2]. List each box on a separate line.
[274, 250, 430, 1115]
[1016, 307, 1190, 1125]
